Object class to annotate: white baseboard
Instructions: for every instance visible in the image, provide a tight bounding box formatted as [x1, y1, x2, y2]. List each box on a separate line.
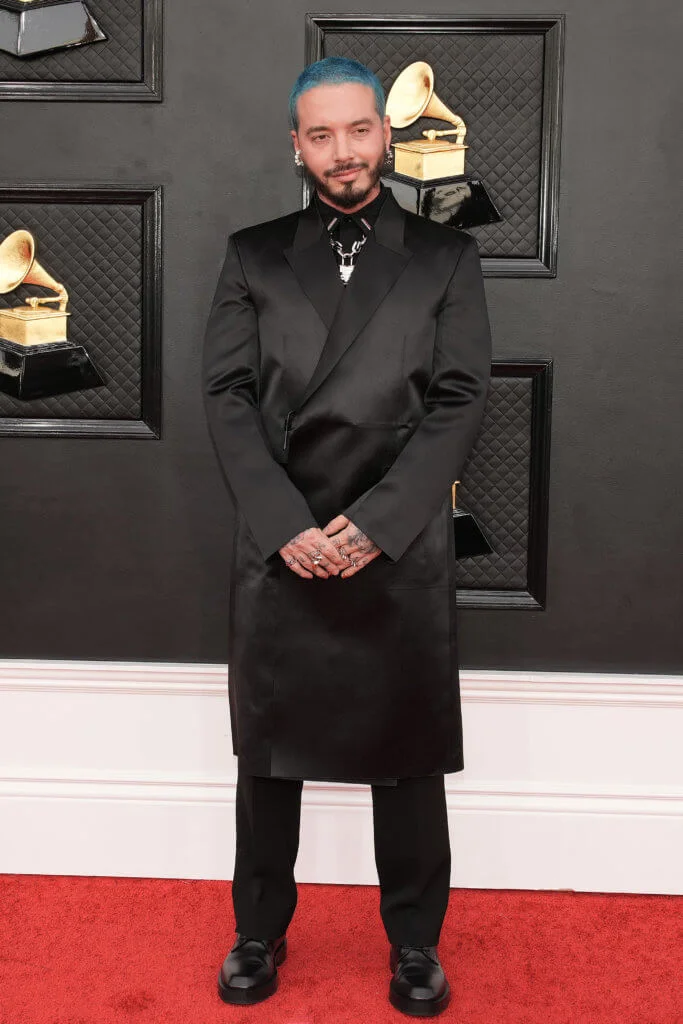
[1, 661, 682, 893]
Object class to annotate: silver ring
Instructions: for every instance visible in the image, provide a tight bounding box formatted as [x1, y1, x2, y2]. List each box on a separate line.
[311, 553, 323, 565]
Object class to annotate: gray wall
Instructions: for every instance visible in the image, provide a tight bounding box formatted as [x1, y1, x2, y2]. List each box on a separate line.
[0, 0, 681, 670]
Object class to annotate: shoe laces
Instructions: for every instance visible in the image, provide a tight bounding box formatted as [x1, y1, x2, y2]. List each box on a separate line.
[234, 934, 269, 950]
[397, 944, 440, 965]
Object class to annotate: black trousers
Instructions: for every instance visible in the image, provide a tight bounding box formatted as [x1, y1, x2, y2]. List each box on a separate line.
[231, 770, 452, 946]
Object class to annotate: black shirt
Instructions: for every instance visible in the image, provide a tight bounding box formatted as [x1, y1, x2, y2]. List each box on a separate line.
[314, 181, 390, 284]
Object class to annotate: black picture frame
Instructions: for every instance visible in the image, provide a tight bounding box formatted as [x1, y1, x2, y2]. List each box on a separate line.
[0, 0, 162, 101]
[0, 183, 162, 439]
[303, 13, 565, 277]
[456, 359, 553, 609]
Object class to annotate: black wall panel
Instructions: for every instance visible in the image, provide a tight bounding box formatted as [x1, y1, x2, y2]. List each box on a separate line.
[0, 0, 681, 671]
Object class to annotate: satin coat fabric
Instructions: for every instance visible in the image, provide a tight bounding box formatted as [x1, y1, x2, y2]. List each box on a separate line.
[202, 188, 492, 783]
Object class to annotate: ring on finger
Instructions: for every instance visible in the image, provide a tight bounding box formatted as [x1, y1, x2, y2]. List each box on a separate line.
[301, 552, 325, 570]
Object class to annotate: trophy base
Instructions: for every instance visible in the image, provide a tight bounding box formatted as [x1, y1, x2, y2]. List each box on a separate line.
[0, 338, 105, 400]
[382, 171, 503, 231]
[453, 507, 494, 559]
[0, 0, 106, 58]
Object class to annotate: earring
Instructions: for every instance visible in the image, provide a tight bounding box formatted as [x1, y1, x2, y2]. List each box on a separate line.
[294, 149, 304, 167]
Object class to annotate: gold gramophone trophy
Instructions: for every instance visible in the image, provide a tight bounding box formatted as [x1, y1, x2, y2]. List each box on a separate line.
[382, 61, 502, 231]
[0, 0, 106, 58]
[0, 229, 104, 400]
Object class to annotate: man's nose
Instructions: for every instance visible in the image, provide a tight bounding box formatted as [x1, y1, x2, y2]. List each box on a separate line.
[332, 133, 354, 163]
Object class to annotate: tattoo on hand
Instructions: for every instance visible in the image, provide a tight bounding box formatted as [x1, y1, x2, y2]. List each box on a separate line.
[348, 528, 380, 556]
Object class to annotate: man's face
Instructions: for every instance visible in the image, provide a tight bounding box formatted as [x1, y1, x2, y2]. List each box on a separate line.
[290, 82, 392, 210]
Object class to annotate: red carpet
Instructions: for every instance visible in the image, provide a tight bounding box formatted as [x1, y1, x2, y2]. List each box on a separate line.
[0, 875, 681, 1023]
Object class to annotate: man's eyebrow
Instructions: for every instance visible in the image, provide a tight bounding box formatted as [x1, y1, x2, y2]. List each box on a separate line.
[304, 118, 374, 135]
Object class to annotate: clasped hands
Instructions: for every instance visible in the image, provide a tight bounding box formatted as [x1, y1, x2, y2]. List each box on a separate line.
[278, 516, 382, 579]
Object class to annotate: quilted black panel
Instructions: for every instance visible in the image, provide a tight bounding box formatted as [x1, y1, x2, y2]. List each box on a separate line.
[323, 31, 544, 259]
[456, 375, 532, 590]
[0, 0, 142, 82]
[0, 203, 143, 419]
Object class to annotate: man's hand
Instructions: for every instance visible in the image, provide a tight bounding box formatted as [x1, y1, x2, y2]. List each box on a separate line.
[322, 515, 382, 578]
[279, 526, 348, 579]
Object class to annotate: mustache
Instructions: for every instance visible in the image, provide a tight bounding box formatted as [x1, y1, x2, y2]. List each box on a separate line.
[326, 163, 367, 177]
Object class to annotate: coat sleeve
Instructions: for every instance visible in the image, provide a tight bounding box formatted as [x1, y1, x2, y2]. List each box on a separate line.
[340, 233, 492, 563]
[202, 233, 319, 561]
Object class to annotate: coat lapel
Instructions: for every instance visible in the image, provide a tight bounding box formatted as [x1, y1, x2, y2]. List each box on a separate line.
[283, 187, 414, 412]
[283, 203, 345, 330]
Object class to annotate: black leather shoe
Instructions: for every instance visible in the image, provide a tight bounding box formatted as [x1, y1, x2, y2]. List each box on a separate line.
[217, 933, 287, 1005]
[389, 944, 451, 1017]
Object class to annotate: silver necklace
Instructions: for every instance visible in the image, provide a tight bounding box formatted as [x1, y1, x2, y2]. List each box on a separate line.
[328, 233, 369, 284]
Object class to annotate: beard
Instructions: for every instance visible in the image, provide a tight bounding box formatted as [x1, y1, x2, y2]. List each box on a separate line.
[302, 148, 388, 210]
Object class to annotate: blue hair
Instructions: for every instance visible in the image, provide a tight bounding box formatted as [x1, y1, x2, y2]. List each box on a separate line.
[288, 56, 385, 131]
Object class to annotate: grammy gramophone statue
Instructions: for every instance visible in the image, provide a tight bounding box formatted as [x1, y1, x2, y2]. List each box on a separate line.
[0, 229, 104, 400]
[0, 0, 106, 58]
[382, 61, 503, 231]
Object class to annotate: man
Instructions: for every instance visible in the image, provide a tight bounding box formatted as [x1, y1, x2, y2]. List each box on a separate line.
[202, 56, 492, 1017]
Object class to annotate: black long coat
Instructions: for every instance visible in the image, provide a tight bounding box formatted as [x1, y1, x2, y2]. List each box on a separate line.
[202, 186, 492, 784]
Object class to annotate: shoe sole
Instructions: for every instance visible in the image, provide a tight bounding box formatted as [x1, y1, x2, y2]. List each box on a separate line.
[389, 981, 451, 1018]
[217, 940, 287, 1005]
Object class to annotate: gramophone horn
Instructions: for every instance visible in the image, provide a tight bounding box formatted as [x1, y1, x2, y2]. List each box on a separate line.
[0, 229, 68, 311]
[386, 61, 436, 127]
[386, 61, 467, 143]
[0, 229, 34, 294]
